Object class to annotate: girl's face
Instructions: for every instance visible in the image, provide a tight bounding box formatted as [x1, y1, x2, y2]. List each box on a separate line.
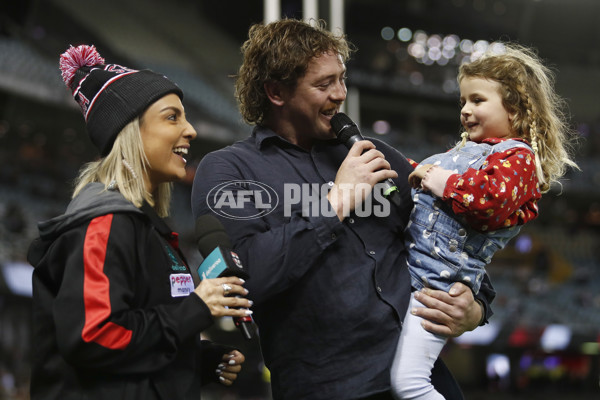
[140, 93, 197, 193]
[459, 77, 514, 142]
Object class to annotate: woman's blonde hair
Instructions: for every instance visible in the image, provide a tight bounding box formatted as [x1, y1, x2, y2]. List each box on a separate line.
[72, 117, 172, 217]
[457, 43, 579, 193]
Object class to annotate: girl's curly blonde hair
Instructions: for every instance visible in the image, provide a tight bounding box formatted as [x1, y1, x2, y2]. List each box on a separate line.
[458, 43, 579, 193]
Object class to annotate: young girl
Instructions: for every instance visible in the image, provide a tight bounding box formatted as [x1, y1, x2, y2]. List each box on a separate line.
[390, 43, 578, 399]
[27, 45, 252, 399]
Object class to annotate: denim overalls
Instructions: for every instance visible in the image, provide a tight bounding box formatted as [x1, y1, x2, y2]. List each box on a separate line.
[406, 139, 533, 294]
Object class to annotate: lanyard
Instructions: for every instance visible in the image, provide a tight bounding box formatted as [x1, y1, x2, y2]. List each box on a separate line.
[139, 201, 188, 265]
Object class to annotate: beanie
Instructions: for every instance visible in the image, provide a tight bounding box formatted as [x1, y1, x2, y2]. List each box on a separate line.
[59, 44, 183, 156]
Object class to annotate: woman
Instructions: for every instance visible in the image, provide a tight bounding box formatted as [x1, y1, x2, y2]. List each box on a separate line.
[27, 45, 250, 399]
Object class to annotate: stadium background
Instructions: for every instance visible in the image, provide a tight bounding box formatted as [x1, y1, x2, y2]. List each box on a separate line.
[0, 0, 599, 398]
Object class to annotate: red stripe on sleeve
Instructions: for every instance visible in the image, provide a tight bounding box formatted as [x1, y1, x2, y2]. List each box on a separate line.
[82, 214, 133, 350]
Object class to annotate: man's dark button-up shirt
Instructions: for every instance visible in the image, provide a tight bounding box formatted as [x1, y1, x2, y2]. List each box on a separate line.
[191, 126, 494, 400]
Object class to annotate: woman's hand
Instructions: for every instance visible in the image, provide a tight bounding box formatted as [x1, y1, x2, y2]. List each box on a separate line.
[194, 277, 253, 318]
[216, 350, 246, 386]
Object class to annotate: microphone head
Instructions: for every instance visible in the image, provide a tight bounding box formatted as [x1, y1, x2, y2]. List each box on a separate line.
[195, 214, 232, 257]
[330, 112, 354, 134]
[330, 112, 363, 145]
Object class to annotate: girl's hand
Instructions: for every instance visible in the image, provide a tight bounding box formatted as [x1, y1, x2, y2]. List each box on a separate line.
[408, 163, 434, 188]
[420, 165, 455, 198]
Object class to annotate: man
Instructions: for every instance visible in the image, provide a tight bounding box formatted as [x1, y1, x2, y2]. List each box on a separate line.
[191, 19, 494, 399]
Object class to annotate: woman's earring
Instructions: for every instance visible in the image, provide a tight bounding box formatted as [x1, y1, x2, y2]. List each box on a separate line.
[122, 159, 138, 179]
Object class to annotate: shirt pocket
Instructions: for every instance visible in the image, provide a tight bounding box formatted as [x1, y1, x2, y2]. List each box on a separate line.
[408, 202, 469, 273]
[464, 230, 506, 264]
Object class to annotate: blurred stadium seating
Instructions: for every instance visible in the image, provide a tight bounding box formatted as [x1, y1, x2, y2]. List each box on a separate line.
[0, 0, 598, 399]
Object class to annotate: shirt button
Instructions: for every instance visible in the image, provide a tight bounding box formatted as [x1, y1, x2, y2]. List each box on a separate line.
[331, 233, 337, 240]
[328, 181, 334, 187]
[369, 250, 376, 255]
[348, 218, 355, 224]
[377, 286, 382, 293]
[458, 228, 467, 237]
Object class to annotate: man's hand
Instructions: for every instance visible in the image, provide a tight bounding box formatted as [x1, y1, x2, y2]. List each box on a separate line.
[328, 140, 398, 220]
[411, 282, 483, 337]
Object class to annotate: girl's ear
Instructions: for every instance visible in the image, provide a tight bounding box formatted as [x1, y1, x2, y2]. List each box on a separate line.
[507, 108, 518, 125]
[264, 81, 286, 106]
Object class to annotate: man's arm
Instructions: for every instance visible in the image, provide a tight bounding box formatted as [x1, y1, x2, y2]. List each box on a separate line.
[191, 151, 344, 305]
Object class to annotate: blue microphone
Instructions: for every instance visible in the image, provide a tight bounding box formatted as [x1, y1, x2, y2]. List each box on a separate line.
[195, 214, 255, 340]
[197, 246, 249, 281]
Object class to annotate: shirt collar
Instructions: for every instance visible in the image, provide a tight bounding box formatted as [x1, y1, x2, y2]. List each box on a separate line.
[482, 137, 531, 147]
[252, 125, 292, 150]
[252, 125, 339, 152]
[252, 125, 279, 150]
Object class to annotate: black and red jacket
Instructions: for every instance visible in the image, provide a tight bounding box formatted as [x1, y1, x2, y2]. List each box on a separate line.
[28, 182, 231, 399]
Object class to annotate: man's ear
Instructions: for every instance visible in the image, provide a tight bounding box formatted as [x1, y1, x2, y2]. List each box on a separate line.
[264, 81, 285, 106]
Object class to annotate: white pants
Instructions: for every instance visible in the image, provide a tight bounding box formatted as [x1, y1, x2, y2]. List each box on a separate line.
[390, 294, 447, 400]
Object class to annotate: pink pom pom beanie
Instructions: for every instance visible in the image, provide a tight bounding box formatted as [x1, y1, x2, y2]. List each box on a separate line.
[59, 44, 183, 156]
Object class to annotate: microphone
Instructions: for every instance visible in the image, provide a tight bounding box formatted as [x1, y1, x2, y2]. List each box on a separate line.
[195, 214, 255, 340]
[330, 112, 402, 207]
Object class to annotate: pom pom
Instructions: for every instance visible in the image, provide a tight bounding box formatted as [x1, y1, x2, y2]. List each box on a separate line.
[59, 44, 105, 87]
